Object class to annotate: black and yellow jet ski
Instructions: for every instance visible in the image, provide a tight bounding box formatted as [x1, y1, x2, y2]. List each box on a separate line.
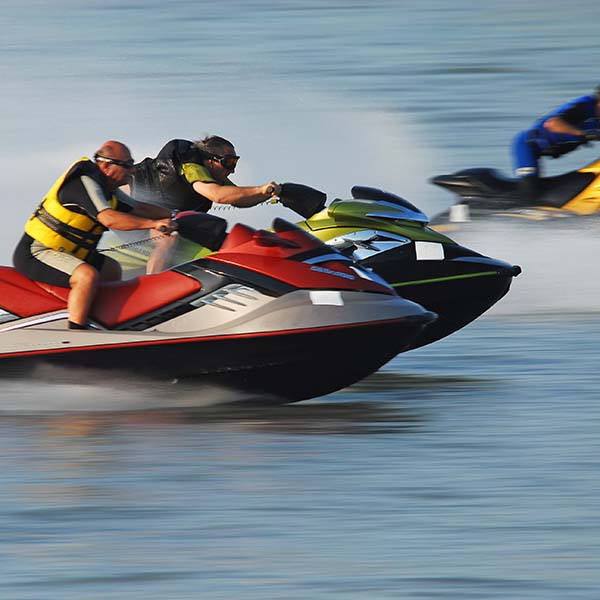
[430, 157, 600, 229]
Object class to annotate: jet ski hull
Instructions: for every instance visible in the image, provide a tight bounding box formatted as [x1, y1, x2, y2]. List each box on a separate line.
[354, 241, 520, 349]
[0, 314, 432, 402]
[389, 262, 519, 349]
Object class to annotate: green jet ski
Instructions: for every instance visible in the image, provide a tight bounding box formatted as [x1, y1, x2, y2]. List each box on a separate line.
[287, 184, 521, 350]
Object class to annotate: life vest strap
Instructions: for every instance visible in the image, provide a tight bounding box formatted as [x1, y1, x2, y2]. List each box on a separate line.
[33, 206, 103, 252]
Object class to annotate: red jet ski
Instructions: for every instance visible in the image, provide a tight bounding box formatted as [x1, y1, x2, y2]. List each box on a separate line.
[0, 215, 436, 402]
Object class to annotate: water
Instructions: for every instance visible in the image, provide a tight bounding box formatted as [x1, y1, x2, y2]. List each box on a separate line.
[2, 317, 599, 599]
[1, 1, 600, 598]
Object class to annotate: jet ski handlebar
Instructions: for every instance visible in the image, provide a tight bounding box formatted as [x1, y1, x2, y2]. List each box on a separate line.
[154, 182, 327, 248]
[158, 223, 176, 233]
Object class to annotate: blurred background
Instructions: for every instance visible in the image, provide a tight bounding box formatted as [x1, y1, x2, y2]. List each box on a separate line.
[1, 1, 599, 598]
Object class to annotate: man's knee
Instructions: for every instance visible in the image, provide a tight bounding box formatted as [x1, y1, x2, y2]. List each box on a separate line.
[70, 263, 100, 288]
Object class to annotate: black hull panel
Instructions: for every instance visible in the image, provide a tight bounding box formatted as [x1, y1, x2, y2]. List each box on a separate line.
[0, 317, 433, 403]
[397, 272, 515, 349]
[361, 251, 519, 350]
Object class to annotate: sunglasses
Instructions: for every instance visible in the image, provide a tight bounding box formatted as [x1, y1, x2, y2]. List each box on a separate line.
[94, 154, 135, 168]
[210, 154, 240, 170]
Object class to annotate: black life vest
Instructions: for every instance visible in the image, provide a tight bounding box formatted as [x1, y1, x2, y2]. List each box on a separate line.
[132, 139, 212, 212]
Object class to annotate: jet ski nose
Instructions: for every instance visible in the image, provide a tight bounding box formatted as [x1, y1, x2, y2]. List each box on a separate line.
[495, 264, 522, 278]
[429, 174, 450, 185]
[509, 265, 522, 277]
[429, 174, 471, 189]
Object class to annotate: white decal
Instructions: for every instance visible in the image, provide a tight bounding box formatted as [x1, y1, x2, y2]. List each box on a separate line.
[309, 291, 344, 306]
[415, 241, 444, 260]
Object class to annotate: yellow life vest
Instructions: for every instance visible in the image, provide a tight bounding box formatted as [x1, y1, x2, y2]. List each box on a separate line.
[25, 157, 118, 260]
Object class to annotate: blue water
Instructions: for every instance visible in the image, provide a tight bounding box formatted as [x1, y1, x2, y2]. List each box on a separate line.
[1, 1, 600, 598]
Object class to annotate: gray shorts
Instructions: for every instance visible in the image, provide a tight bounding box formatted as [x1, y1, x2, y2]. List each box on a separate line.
[31, 240, 87, 275]
[13, 234, 105, 288]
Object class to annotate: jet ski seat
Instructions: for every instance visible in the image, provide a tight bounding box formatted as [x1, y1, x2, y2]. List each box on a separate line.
[89, 271, 202, 328]
[0, 266, 68, 317]
[0, 267, 201, 329]
[431, 168, 518, 196]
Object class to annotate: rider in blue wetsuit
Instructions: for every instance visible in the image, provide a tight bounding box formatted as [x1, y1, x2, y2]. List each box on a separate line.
[512, 86, 600, 200]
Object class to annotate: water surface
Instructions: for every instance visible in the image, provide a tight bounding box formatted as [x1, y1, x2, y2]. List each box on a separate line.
[1, 2, 599, 598]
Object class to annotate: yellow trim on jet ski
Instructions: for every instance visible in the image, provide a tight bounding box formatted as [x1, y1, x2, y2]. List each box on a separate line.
[562, 158, 600, 214]
[392, 271, 498, 287]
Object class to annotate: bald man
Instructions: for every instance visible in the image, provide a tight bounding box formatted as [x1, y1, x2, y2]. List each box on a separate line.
[13, 141, 175, 329]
